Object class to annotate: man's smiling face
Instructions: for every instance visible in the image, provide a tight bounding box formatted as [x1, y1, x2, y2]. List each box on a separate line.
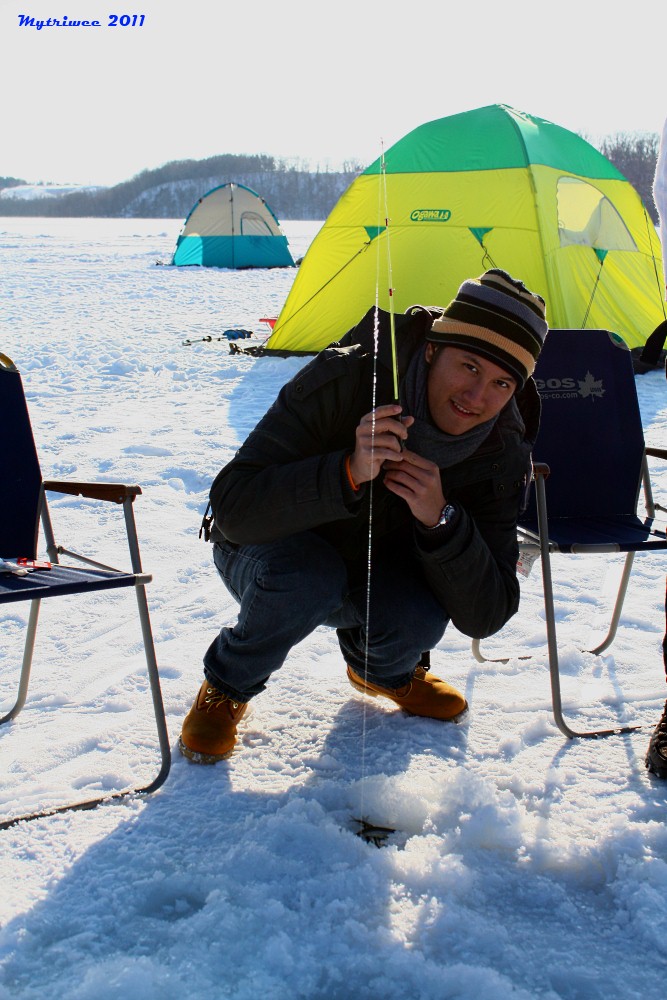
[425, 344, 517, 435]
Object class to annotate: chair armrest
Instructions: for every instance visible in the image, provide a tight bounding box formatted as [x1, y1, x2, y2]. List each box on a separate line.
[532, 462, 550, 479]
[645, 447, 667, 461]
[42, 481, 142, 504]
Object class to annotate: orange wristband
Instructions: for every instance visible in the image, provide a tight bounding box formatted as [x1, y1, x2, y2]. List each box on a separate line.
[344, 454, 360, 492]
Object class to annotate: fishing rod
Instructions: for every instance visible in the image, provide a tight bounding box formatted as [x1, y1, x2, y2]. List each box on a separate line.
[382, 149, 400, 405]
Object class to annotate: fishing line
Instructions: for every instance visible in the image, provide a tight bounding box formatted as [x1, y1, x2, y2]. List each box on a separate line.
[355, 143, 397, 843]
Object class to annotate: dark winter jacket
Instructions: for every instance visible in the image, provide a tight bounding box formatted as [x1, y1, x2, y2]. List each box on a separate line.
[209, 307, 542, 640]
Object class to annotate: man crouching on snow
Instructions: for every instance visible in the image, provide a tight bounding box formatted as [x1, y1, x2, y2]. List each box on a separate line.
[179, 269, 548, 762]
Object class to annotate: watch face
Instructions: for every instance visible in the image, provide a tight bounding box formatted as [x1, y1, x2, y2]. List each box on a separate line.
[428, 504, 457, 529]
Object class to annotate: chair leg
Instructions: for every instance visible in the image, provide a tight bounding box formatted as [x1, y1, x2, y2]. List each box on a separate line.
[538, 523, 640, 740]
[587, 551, 636, 655]
[474, 476, 643, 736]
[471, 638, 511, 664]
[472, 552, 641, 704]
[0, 599, 40, 725]
[472, 575, 643, 737]
[123, 498, 172, 790]
[133, 582, 172, 793]
[0, 587, 171, 830]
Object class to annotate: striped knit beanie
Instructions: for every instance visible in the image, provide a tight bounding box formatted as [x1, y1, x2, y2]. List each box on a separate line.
[427, 269, 548, 387]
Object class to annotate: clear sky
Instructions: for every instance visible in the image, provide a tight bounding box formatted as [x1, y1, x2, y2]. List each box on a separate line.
[2, 0, 665, 187]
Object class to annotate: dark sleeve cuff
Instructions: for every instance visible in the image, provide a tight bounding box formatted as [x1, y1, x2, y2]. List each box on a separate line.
[415, 506, 461, 549]
[341, 454, 366, 507]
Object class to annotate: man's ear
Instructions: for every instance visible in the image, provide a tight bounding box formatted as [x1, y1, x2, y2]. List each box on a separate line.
[424, 342, 437, 364]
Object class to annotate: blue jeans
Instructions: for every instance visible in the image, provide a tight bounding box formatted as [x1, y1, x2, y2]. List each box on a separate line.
[203, 532, 450, 701]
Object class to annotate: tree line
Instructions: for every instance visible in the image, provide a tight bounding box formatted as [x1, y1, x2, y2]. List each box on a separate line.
[0, 155, 363, 220]
[598, 131, 660, 221]
[0, 133, 662, 222]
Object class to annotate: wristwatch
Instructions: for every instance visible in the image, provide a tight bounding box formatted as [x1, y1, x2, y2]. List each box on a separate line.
[427, 503, 457, 529]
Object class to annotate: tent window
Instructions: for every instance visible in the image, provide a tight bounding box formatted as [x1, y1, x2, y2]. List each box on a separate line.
[240, 212, 274, 236]
[557, 177, 637, 251]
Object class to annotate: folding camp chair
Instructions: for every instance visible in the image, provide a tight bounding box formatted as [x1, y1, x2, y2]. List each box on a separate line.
[0, 354, 170, 828]
[473, 329, 667, 739]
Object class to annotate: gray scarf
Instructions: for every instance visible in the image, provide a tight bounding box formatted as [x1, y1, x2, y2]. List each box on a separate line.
[400, 348, 501, 467]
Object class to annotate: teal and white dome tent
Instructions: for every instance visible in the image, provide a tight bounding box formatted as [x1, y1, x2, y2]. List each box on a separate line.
[172, 182, 295, 269]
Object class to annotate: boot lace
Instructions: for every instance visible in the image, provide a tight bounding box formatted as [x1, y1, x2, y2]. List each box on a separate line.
[204, 687, 239, 712]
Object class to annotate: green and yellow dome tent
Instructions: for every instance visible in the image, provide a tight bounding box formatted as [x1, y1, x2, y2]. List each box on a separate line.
[264, 105, 665, 354]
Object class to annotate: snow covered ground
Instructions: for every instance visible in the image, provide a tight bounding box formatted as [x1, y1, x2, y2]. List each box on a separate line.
[1, 217, 667, 999]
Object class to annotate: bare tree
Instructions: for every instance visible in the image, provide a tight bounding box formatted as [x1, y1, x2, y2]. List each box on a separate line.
[598, 131, 660, 222]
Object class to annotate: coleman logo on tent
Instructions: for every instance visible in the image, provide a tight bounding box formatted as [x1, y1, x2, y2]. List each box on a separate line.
[410, 209, 452, 222]
[535, 371, 605, 402]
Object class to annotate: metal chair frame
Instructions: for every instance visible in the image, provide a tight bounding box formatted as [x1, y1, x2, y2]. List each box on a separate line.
[0, 358, 170, 829]
[472, 331, 667, 740]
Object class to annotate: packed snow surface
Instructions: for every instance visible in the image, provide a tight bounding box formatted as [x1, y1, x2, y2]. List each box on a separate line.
[1, 218, 667, 999]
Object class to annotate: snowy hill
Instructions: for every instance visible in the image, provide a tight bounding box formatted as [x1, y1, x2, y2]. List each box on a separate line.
[0, 155, 360, 219]
[0, 183, 106, 201]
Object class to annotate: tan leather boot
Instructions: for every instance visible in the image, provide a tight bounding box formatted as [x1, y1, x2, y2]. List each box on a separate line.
[347, 664, 467, 721]
[178, 680, 248, 763]
[646, 699, 667, 779]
